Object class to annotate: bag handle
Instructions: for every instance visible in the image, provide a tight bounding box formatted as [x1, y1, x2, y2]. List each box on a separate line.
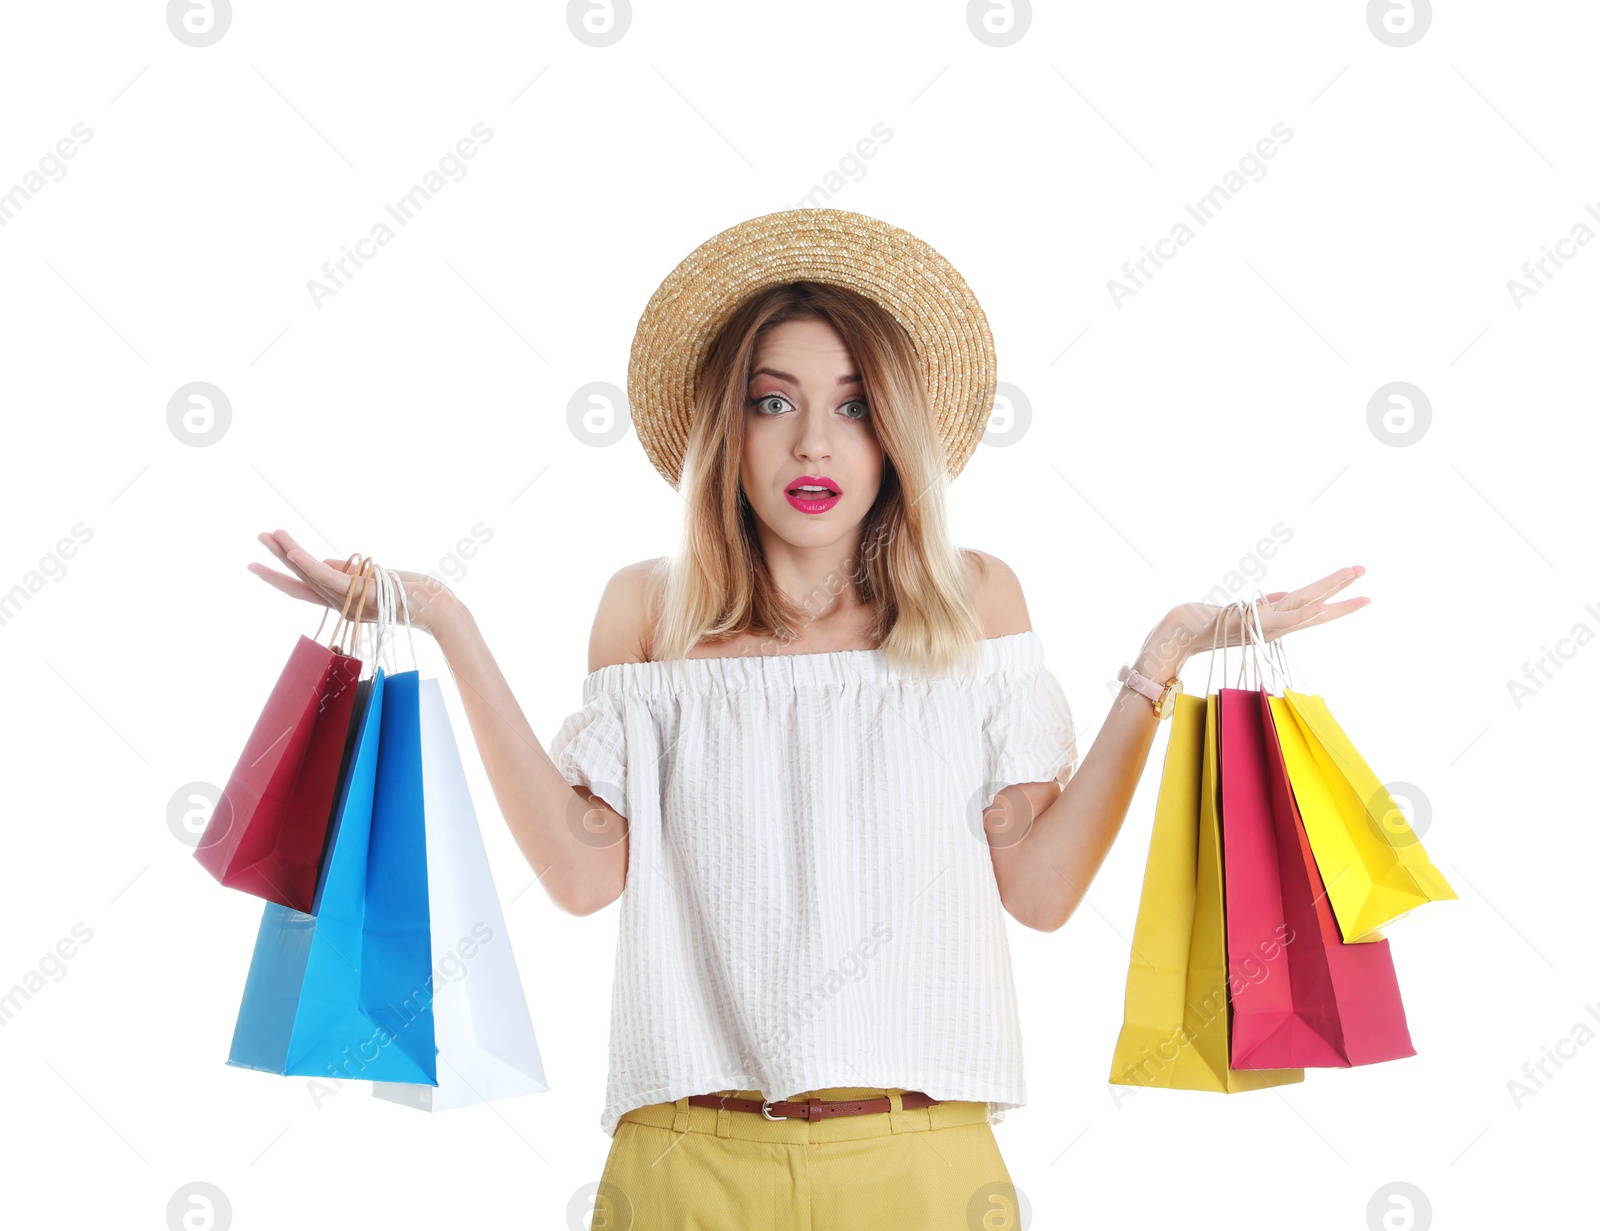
[1247, 589, 1297, 695]
[1203, 596, 1266, 694]
[1205, 594, 1301, 695]
[1244, 588, 1308, 695]
[365, 558, 391, 675]
[328, 556, 374, 659]
[358, 559, 392, 678]
[313, 553, 362, 647]
[1269, 606, 1303, 693]
[389, 566, 417, 672]
[1203, 599, 1241, 696]
[1240, 591, 1275, 694]
[342, 558, 376, 661]
[367, 564, 418, 676]
[1236, 596, 1256, 691]
[1232, 598, 1253, 690]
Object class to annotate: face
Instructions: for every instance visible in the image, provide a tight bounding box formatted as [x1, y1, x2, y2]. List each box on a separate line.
[740, 317, 885, 547]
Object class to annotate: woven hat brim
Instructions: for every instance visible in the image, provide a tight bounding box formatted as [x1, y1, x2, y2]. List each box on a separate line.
[627, 208, 996, 490]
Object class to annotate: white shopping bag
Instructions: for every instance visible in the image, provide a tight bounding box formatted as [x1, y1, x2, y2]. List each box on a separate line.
[372, 676, 548, 1110]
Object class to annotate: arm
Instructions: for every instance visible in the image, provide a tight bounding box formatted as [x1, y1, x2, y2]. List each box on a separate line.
[432, 560, 655, 917]
[986, 627, 1180, 933]
[965, 550, 1174, 933]
[983, 560, 1369, 932]
[251, 530, 631, 917]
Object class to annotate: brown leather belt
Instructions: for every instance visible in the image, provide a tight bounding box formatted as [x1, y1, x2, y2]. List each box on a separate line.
[686, 1091, 941, 1122]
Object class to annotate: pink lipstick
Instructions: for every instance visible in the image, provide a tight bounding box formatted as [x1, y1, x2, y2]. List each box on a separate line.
[784, 475, 842, 514]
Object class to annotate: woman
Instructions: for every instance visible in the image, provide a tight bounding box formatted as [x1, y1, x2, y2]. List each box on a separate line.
[250, 209, 1367, 1229]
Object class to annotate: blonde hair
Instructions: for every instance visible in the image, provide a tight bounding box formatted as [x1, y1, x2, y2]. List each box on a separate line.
[648, 280, 990, 677]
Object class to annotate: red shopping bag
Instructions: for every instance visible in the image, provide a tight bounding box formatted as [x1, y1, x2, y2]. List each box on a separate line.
[1265, 692, 1415, 1067]
[1220, 686, 1415, 1069]
[194, 557, 372, 912]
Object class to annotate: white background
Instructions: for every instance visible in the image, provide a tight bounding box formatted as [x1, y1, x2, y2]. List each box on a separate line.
[1, 2, 1593, 1228]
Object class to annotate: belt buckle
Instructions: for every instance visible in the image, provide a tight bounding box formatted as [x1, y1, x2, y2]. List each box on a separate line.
[760, 1099, 784, 1121]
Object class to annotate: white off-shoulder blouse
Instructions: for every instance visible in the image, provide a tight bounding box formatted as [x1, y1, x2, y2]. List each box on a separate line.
[547, 629, 1080, 1138]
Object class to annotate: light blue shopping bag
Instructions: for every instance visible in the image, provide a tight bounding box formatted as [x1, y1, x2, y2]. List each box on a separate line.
[227, 667, 437, 1083]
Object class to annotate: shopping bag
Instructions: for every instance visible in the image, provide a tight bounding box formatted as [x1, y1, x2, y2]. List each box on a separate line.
[1267, 695, 1415, 1066]
[1273, 689, 1456, 942]
[372, 677, 548, 1111]
[1221, 687, 1415, 1068]
[1109, 691, 1302, 1092]
[1219, 685, 1346, 1067]
[195, 558, 373, 912]
[227, 666, 438, 1084]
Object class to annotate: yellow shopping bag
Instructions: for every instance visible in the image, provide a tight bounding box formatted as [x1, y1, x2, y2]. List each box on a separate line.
[1109, 692, 1302, 1092]
[1270, 690, 1456, 943]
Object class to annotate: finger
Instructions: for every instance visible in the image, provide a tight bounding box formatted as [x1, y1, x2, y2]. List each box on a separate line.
[265, 533, 378, 620]
[1274, 570, 1359, 611]
[268, 537, 370, 614]
[259, 531, 324, 591]
[247, 562, 330, 606]
[1271, 566, 1366, 612]
[1260, 596, 1370, 638]
[257, 530, 292, 568]
[282, 545, 356, 592]
[270, 530, 357, 588]
[263, 528, 311, 565]
[300, 552, 384, 623]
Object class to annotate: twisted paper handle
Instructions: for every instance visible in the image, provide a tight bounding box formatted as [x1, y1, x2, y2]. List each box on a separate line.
[324, 556, 374, 659]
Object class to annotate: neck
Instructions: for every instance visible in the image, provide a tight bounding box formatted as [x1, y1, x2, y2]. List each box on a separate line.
[753, 526, 869, 623]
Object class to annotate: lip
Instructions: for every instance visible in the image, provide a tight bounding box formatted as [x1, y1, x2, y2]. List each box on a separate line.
[784, 474, 842, 515]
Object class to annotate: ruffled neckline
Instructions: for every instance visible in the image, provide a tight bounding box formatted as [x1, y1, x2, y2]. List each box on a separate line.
[580, 629, 1044, 701]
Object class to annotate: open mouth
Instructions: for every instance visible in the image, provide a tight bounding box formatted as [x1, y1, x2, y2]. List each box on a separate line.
[784, 482, 843, 513]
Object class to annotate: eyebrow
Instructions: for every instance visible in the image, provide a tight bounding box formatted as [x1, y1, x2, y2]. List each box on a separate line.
[749, 367, 862, 386]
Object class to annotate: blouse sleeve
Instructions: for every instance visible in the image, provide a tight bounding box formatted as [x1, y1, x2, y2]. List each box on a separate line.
[547, 691, 629, 820]
[982, 662, 1080, 795]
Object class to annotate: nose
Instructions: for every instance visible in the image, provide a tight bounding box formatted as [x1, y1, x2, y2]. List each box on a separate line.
[792, 403, 835, 463]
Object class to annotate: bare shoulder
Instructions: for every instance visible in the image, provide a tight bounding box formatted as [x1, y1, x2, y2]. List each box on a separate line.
[961, 548, 1033, 640]
[587, 556, 669, 673]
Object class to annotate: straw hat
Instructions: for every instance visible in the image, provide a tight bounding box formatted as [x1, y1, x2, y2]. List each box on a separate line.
[626, 208, 997, 491]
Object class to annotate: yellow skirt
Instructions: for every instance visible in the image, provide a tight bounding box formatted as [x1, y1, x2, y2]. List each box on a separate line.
[588, 1087, 1020, 1230]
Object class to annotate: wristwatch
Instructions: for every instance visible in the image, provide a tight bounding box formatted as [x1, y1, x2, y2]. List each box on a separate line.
[1118, 664, 1182, 719]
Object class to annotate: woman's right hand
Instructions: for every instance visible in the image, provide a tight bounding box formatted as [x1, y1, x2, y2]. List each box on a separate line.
[248, 529, 460, 638]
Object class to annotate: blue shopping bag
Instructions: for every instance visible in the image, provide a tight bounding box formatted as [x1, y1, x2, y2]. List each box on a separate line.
[227, 667, 438, 1084]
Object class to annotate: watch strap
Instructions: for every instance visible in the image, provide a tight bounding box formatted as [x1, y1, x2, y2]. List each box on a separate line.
[1117, 664, 1162, 703]
[1119, 663, 1180, 717]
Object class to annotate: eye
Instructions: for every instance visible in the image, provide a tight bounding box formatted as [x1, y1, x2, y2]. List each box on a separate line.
[751, 394, 790, 415]
[840, 400, 869, 420]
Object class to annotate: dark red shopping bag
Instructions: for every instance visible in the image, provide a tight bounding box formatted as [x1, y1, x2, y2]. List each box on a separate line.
[1220, 686, 1415, 1069]
[194, 557, 371, 912]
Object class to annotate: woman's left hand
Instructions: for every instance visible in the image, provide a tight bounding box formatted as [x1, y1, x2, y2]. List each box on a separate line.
[1138, 565, 1370, 677]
